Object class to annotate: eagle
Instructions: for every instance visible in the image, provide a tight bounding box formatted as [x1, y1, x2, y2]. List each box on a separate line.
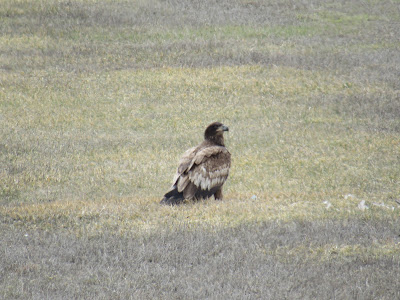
[161, 122, 231, 205]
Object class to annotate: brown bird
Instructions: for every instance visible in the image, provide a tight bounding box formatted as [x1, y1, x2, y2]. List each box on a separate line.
[161, 122, 231, 205]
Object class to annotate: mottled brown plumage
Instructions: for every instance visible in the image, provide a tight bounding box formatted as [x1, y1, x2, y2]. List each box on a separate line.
[161, 122, 231, 205]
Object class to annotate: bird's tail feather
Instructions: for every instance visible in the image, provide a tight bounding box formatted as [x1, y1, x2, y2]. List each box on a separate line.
[160, 186, 185, 205]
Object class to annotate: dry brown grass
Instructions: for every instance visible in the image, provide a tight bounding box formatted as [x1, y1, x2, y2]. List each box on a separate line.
[1, 0, 400, 298]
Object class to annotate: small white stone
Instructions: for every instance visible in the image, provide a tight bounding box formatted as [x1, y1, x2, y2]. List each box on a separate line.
[344, 194, 355, 200]
[323, 200, 332, 209]
[358, 200, 369, 211]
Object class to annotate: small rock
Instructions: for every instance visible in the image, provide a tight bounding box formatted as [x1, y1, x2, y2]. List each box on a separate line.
[358, 200, 369, 211]
[323, 200, 332, 209]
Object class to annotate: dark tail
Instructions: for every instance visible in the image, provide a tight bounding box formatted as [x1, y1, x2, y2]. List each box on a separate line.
[160, 186, 185, 205]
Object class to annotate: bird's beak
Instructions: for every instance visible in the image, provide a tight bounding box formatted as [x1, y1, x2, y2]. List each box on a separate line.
[221, 125, 229, 132]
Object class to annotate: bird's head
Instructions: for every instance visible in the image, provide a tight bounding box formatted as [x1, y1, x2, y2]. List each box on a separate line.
[204, 122, 229, 145]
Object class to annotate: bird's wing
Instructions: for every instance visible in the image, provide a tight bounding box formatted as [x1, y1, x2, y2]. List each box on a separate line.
[172, 146, 230, 200]
[188, 146, 231, 192]
[171, 147, 197, 187]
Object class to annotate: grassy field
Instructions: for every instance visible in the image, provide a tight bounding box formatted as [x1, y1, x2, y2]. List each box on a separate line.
[1, 0, 400, 298]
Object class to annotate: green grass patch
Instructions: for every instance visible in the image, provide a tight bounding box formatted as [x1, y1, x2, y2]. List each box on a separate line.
[2, 66, 398, 207]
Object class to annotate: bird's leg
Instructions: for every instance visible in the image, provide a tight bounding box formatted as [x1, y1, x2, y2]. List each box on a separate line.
[214, 188, 223, 201]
